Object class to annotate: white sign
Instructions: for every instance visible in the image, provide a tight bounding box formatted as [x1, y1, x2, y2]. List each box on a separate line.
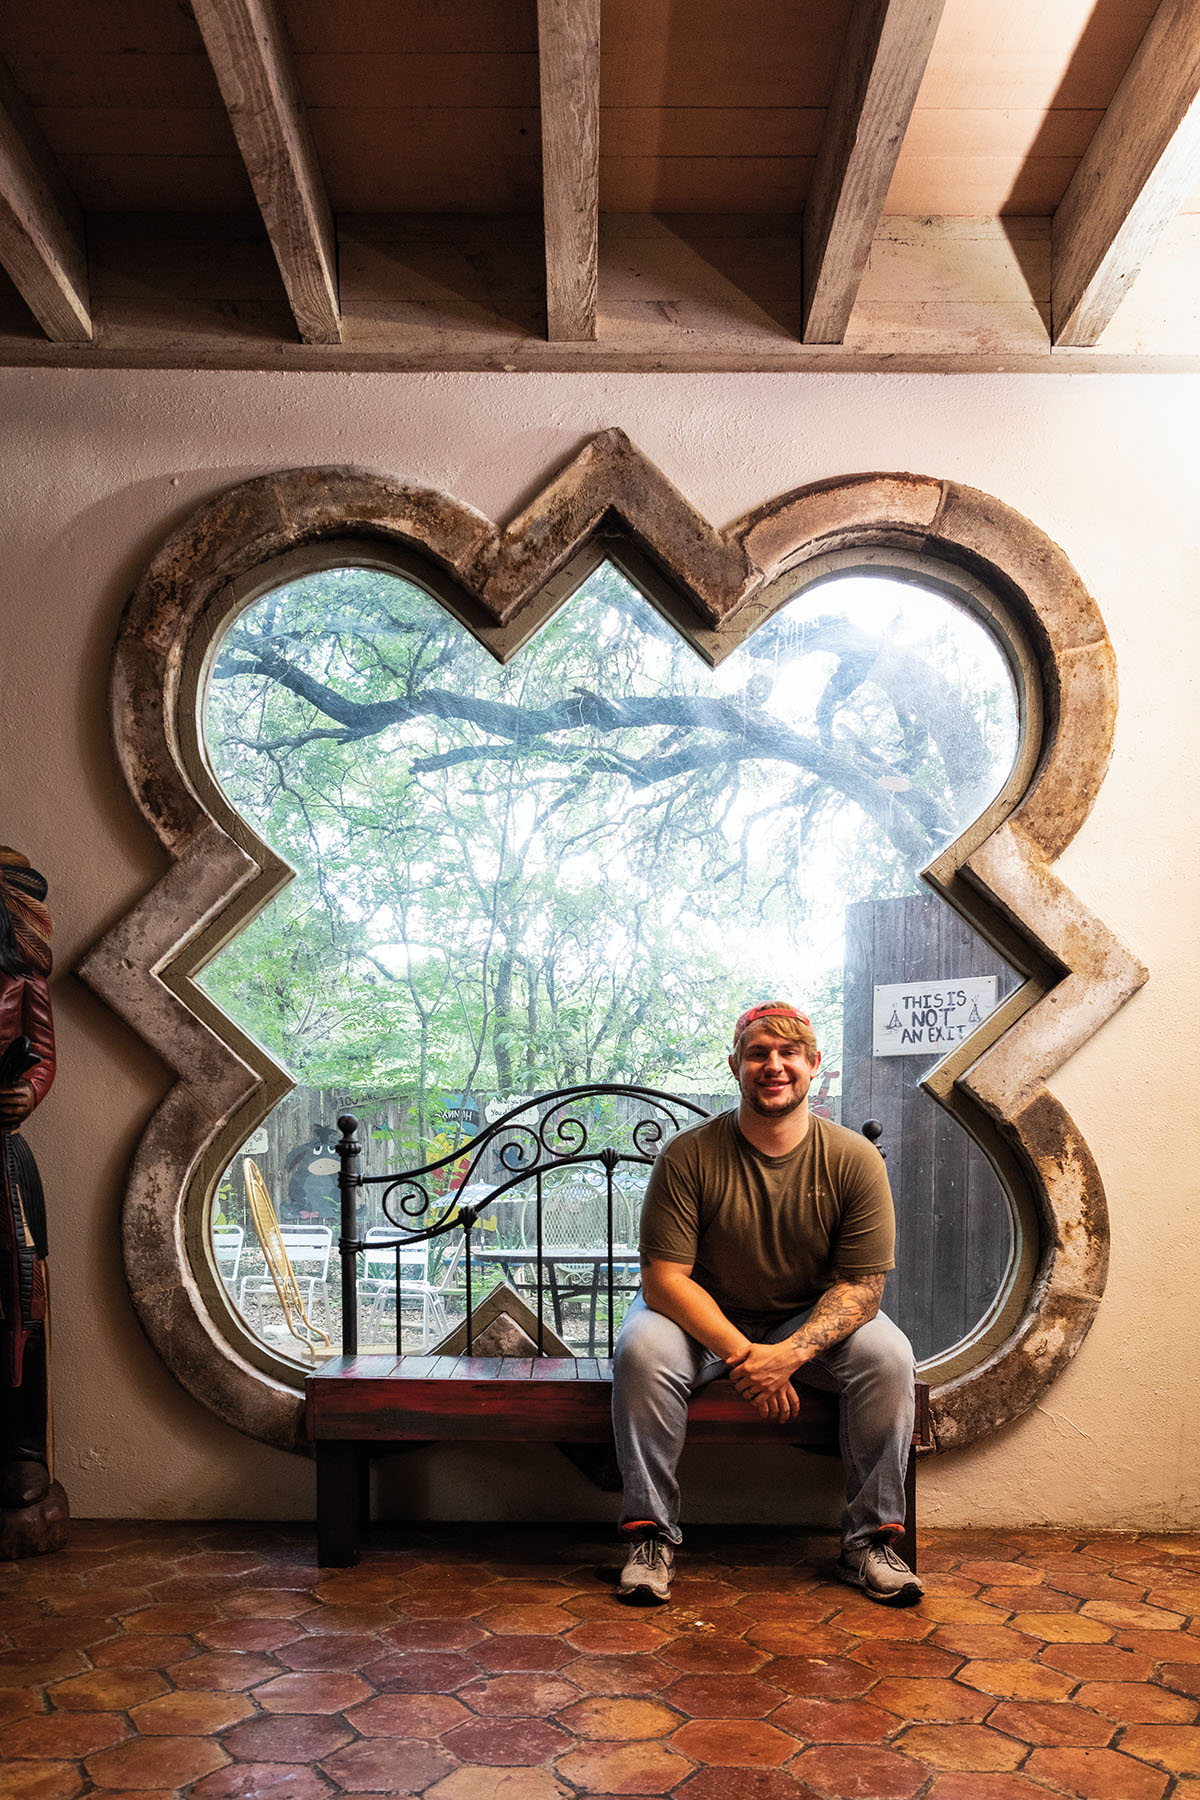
[244, 1126, 269, 1154]
[484, 1094, 535, 1123]
[873, 977, 997, 1057]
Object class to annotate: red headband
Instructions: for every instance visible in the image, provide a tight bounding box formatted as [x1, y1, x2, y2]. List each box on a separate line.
[733, 1003, 811, 1043]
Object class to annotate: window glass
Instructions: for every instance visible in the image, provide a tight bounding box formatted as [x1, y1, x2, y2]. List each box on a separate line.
[199, 563, 1021, 1366]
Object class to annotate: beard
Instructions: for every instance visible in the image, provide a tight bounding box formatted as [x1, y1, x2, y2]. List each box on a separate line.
[743, 1084, 806, 1118]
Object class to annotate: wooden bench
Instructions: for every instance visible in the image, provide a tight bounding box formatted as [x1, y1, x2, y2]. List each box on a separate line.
[305, 1351, 932, 1568]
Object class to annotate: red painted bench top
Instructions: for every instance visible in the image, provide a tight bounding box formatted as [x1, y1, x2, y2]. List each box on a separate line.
[306, 1353, 931, 1449]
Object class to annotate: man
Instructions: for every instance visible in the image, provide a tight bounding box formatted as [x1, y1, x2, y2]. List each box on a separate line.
[612, 1001, 921, 1606]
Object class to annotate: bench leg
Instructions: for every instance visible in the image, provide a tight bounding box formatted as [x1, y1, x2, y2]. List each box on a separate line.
[896, 1446, 918, 1574]
[316, 1442, 369, 1567]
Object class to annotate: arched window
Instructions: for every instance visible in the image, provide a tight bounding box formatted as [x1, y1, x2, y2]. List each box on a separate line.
[79, 444, 1142, 1453]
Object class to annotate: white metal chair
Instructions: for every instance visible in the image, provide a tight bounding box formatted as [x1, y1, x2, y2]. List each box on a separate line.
[212, 1224, 244, 1287]
[361, 1225, 451, 1348]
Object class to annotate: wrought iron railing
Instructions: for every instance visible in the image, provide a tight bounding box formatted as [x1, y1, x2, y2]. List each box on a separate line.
[335, 1085, 714, 1358]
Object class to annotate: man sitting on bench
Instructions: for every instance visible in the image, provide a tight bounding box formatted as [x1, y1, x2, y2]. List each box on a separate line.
[612, 1001, 922, 1607]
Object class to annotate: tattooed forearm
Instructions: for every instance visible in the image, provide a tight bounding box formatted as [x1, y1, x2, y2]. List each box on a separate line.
[791, 1273, 885, 1359]
[726, 1272, 888, 1410]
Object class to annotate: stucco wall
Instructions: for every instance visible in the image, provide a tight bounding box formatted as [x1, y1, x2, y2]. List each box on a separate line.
[2, 368, 1194, 1528]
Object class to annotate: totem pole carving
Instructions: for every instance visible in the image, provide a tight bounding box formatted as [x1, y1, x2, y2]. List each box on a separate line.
[0, 847, 68, 1557]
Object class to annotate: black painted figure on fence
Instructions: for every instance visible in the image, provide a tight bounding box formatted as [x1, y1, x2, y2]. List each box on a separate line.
[0, 847, 67, 1556]
[611, 1001, 922, 1606]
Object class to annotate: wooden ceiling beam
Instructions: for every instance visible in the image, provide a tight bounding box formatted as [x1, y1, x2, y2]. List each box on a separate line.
[0, 58, 91, 343]
[1052, 0, 1200, 348]
[191, 0, 341, 345]
[537, 0, 600, 342]
[801, 0, 946, 344]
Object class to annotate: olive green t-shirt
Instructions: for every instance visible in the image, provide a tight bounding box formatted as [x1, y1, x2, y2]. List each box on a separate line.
[639, 1110, 895, 1330]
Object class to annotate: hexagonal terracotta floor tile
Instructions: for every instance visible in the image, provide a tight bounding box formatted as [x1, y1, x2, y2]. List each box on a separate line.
[1011, 1613, 1113, 1644]
[471, 1635, 577, 1673]
[0, 1711, 131, 1758]
[478, 1604, 575, 1637]
[959, 1561, 1046, 1589]
[49, 1669, 169, 1711]
[987, 1700, 1117, 1746]
[831, 1604, 937, 1643]
[220, 1712, 354, 1763]
[251, 1671, 371, 1713]
[554, 1738, 694, 1794]
[364, 1650, 478, 1692]
[1083, 1600, 1187, 1632]
[0, 1689, 42, 1727]
[982, 1584, 1081, 1613]
[562, 1654, 673, 1695]
[669, 1719, 797, 1767]
[128, 1690, 255, 1735]
[195, 1621, 299, 1654]
[190, 1765, 332, 1799]
[457, 1674, 579, 1717]
[924, 1778, 1060, 1800]
[1041, 1646, 1157, 1682]
[772, 1697, 898, 1743]
[956, 1660, 1076, 1700]
[559, 1696, 682, 1739]
[870, 1678, 992, 1722]
[444, 1715, 573, 1765]
[1023, 1747, 1169, 1799]
[424, 1768, 570, 1800]
[91, 1635, 194, 1671]
[1119, 1631, 1200, 1662]
[564, 1619, 671, 1656]
[293, 1604, 397, 1636]
[663, 1673, 785, 1718]
[918, 1595, 1009, 1626]
[381, 1619, 486, 1652]
[12, 1619, 123, 1654]
[849, 1643, 963, 1678]
[483, 1580, 582, 1607]
[0, 1759, 86, 1799]
[1076, 1682, 1196, 1723]
[671, 1771, 826, 1800]
[764, 1655, 877, 1698]
[345, 1692, 472, 1736]
[660, 1636, 770, 1675]
[791, 1743, 929, 1798]
[1117, 1726, 1200, 1775]
[166, 1652, 282, 1690]
[84, 1734, 229, 1790]
[320, 1736, 457, 1792]
[122, 1604, 224, 1636]
[931, 1624, 1044, 1660]
[895, 1724, 1026, 1771]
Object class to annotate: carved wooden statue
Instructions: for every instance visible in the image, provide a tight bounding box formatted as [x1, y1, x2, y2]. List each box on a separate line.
[0, 847, 67, 1557]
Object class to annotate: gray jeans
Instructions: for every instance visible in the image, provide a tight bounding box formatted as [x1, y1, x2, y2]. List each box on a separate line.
[612, 1293, 916, 1552]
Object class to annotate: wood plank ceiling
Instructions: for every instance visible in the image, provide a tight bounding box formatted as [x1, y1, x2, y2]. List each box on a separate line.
[0, 0, 1198, 371]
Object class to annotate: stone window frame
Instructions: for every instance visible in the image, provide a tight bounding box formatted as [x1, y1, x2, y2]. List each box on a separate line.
[79, 431, 1146, 1457]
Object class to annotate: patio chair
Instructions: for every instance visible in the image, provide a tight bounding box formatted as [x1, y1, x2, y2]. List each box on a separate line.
[361, 1224, 452, 1348]
[212, 1223, 244, 1287]
[237, 1159, 331, 1352]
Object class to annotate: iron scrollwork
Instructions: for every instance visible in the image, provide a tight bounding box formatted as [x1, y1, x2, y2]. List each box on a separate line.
[336, 1084, 712, 1358]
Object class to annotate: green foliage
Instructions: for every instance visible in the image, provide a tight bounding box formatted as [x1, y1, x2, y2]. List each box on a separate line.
[198, 563, 1017, 1124]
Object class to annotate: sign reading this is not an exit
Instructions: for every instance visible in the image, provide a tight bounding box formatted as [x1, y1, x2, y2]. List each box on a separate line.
[872, 977, 997, 1056]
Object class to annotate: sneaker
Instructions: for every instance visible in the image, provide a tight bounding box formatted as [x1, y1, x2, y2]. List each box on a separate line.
[836, 1538, 924, 1606]
[618, 1532, 675, 1604]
